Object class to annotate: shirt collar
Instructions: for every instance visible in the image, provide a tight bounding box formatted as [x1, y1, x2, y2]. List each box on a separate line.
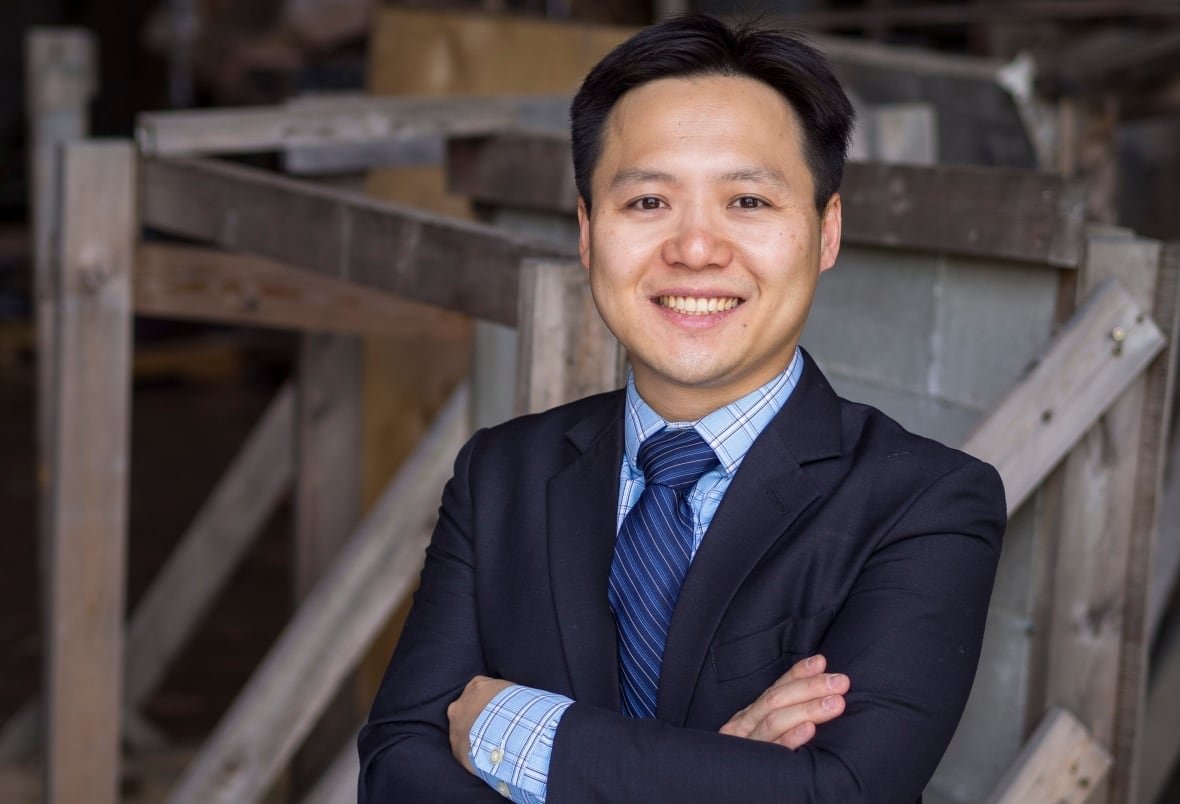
[623, 348, 804, 478]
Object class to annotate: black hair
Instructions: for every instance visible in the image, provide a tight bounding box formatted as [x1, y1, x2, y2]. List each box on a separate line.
[570, 14, 854, 214]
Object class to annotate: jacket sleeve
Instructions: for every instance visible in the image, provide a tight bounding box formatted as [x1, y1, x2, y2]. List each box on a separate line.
[358, 430, 505, 803]
[546, 458, 1006, 804]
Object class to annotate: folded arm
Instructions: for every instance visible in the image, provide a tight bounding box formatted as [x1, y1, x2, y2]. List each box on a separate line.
[359, 432, 1005, 804]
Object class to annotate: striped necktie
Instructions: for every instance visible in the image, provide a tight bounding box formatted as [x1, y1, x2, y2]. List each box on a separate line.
[608, 427, 719, 718]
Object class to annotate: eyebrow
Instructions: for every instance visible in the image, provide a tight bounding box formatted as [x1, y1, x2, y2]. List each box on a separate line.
[719, 167, 790, 190]
[607, 166, 790, 192]
[609, 168, 676, 190]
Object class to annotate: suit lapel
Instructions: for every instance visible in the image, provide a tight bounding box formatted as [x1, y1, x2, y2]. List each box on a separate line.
[547, 394, 625, 709]
[658, 353, 844, 724]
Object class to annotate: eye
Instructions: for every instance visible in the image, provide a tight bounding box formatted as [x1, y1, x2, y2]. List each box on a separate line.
[627, 196, 666, 211]
[732, 196, 768, 210]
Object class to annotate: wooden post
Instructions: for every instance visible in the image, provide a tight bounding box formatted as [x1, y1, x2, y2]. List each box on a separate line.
[1148, 243, 1180, 639]
[44, 140, 136, 804]
[293, 332, 363, 792]
[1036, 233, 1177, 803]
[18, 29, 96, 763]
[26, 27, 97, 516]
[515, 257, 624, 416]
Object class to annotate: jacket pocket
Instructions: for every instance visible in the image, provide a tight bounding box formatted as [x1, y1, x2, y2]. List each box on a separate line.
[711, 607, 839, 682]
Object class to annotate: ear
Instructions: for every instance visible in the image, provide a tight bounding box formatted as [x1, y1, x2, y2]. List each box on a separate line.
[819, 193, 842, 273]
[577, 196, 592, 271]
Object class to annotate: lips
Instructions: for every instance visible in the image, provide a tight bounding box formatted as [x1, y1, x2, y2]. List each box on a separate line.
[656, 295, 742, 315]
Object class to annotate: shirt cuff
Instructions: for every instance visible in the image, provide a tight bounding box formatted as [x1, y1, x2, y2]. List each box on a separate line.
[468, 685, 574, 803]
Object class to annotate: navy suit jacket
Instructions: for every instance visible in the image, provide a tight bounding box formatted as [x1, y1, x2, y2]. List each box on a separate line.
[359, 352, 1006, 803]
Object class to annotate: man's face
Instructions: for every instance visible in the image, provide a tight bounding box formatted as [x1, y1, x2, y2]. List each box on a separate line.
[578, 74, 841, 421]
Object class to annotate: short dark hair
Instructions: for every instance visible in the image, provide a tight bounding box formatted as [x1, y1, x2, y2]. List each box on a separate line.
[570, 14, 854, 214]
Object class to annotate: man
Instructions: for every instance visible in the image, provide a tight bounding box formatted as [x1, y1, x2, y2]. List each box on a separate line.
[359, 14, 1006, 803]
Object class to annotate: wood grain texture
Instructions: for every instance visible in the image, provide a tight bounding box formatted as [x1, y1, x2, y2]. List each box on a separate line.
[139, 156, 568, 326]
[986, 707, 1112, 804]
[1039, 234, 1170, 804]
[134, 242, 471, 339]
[960, 276, 1164, 515]
[445, 133, 1086, 266]
[164, 385, 470, 804]
[45, 141, 136, 804]
[515, 258, 624, 416]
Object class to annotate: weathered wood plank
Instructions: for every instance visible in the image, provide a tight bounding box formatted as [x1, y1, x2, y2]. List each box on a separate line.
[986, 707, 1112, 804]
[125, 382, 294, 710]
[445, 133, 1086, 267]
[134, 242, 469, 338]
[1148, 243, 1180, 639]
[6, 26, 97, 765]
[515, 257, 624, 415]
[45, 141, 136, 804]
[3, 381, 293, 763]
[136, 94, 568, 156]
[1039, 234, 1170, 804]
[960, 277, 1164, 515]
[165, 384, 470, 804]
[139, 156, 568, 326]
[26, 27, 97, 535]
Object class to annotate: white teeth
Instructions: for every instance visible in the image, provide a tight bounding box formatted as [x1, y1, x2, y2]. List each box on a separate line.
[657, 295, 741, 315]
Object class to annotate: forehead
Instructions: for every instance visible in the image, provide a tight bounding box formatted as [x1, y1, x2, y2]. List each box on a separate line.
[597, 74, 806, 179]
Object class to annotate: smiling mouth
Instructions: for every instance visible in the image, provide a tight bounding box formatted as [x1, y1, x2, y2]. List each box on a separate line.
[657, 295, 743, 315]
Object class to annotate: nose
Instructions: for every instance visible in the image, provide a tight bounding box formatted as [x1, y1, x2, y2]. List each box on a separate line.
[660, 206, 733, 270]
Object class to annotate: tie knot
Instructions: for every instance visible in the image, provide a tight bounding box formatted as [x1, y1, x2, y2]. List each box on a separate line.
[637, 428, 718, 492]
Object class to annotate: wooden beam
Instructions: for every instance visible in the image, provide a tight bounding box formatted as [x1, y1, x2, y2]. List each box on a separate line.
[134, 242, 470, 339]
[136, 94, 568, 157]
[1149, 243, 1180, 640]
[45, 141, 136, 804]
[445, 134, 1086, 267]
[2, 381, 294, 761]
[164, 384, 470, 804]
[1037, 234, 1173, 804]
[986, 707, 1112, 804]
[139, 156, 568, 326]
[125, 382, 294, 710]
[961, 276, 1165, 515]
[26, 28, 97, 543]
[515, 258, 624, 416]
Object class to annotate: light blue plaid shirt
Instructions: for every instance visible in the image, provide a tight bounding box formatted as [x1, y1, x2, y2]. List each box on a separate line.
[469, 350, 804, 802]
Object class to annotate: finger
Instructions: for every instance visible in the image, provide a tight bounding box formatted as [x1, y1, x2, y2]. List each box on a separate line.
[774, 720, 816, 750]
[774, 654, 827, 686]
[720, 655, 827, 736]
[749, 691, 846, 744]
[726, 670, 849, 738]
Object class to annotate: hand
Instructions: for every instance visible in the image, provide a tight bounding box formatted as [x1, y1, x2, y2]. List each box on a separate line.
[719, 655, 849, 749]
[447, 675, 513, 774]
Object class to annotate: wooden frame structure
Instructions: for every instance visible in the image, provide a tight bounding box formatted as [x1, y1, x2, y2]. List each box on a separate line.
[9, 26, 1180, 804]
